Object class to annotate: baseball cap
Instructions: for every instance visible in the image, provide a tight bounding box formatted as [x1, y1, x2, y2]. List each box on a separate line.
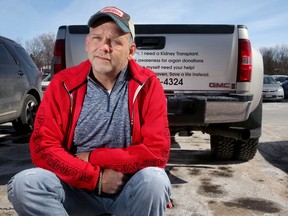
[88, 6, 135, 39]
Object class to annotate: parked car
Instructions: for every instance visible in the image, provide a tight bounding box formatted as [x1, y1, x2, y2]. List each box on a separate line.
[262, 75, 284, 102]
[0, 35, 42, 133]
[41, 73, 51, 91]
[281, 80, 288, 98]
[271, 74, 288, 84]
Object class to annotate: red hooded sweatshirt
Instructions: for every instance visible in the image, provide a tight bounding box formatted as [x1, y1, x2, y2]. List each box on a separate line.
[30, 59, 170, 191]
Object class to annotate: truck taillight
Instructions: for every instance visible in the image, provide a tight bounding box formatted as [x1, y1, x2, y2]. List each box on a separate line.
[53, 39, 66, 74]
[237, 39, 252, 82]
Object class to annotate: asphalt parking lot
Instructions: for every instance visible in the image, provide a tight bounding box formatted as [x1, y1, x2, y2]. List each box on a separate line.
[0, 101, 288, 215]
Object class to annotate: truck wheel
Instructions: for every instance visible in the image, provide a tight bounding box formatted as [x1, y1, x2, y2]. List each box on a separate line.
[234, 138, 258, 161]
[12, 94, 38, 134]
[210, 135, 236, 160]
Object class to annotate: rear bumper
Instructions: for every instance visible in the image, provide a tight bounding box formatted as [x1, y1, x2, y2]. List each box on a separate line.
[167, 94, 253, 126]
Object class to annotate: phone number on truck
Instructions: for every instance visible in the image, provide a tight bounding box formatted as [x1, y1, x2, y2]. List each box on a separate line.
[159, 78, 183, 85]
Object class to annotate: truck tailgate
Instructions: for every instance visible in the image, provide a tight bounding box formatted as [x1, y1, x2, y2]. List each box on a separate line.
[134, 25, 238, 91]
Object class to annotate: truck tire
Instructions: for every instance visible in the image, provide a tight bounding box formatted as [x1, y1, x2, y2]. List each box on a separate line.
[210, 99, 262, 161]
[12, 94, 38, 134]
[211, 135, 258, 161]
[210, 135, 236, 160]
[234, 138, 258, 161]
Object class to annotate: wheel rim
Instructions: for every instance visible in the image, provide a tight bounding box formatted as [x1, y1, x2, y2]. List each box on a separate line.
[26, 100, 37, 130]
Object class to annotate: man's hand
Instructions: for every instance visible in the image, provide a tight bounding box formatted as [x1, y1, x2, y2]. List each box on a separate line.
[101, 169, 126, 194]
[75, 152, 90, 162]
[75, 154, 127, 194]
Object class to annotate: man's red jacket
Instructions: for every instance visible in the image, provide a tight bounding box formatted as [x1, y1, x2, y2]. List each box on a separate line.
[30, 59, 170, 191]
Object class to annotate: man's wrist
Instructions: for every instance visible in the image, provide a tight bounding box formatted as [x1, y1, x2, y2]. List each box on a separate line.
[75, 152, 91, 162]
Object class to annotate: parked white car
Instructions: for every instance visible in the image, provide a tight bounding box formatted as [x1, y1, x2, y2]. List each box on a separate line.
[263, 75, 284, 101]
[41, 74, 51, 91]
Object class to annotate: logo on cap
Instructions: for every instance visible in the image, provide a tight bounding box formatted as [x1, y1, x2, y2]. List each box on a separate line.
[100, 7, 124, 18]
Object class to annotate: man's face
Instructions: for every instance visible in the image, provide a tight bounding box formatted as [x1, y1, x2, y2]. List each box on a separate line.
[86, 20, 135, 76]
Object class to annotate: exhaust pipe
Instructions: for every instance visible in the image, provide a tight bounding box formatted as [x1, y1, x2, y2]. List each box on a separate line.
[205, 127, 251, 141]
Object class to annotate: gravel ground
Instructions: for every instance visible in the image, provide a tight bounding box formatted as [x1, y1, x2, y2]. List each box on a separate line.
[0, 102, 288, 215]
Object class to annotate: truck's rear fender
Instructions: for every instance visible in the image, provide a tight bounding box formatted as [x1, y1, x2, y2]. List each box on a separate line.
[236, 25, 263, 113]
[249, 47, 264, 112]
[201, 97, 262, 140]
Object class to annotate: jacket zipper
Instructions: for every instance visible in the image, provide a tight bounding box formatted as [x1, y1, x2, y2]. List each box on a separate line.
[62, 82, 74, 150]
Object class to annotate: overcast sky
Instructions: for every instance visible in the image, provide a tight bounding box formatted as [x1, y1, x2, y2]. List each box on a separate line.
[0, 0, 287, 49]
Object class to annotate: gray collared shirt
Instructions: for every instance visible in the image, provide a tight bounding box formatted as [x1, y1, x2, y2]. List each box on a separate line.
[74, 67, 131, 153]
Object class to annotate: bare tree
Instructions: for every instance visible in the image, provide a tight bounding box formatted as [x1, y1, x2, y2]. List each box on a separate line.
[260, 47, 275, 74]
[39, 33, 55, 69]
[25, 37, 43, 68]
[25, 33, 55, 71]
[260, 44, 288, 75]
[274, 44, 288, 73]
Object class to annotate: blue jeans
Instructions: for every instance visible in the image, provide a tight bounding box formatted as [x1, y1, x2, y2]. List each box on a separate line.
[7, 167, 171, 216]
